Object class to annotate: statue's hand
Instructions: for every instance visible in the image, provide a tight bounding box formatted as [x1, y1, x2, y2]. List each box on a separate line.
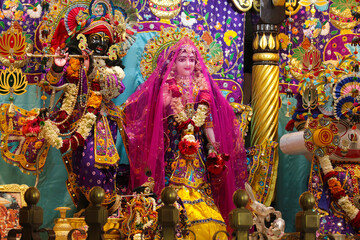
[81, 50, 90, 72]
[100, 73, 122, 101]
[54, 47, 68, 67]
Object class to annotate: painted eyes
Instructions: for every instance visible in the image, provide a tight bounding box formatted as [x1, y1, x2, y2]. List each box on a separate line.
[177, 57, 195, 62]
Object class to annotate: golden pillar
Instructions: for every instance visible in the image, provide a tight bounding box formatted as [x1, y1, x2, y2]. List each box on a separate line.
[251, 23, 281, 205]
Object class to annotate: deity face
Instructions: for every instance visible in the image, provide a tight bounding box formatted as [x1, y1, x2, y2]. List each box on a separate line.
[87, 32, 110, 56]
[175, 51, 196, 77]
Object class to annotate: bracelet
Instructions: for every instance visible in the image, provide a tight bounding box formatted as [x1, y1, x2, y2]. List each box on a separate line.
[47, 66, 64, 84]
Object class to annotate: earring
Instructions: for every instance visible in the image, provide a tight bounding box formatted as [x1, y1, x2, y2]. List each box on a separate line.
[76, 33, 88, 51]
[108, 45, 119, 61]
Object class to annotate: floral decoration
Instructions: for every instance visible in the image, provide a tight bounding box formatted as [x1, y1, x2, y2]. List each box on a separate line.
[178, 135, 200, 156]
[206, 152, 229, 175]
[26, 2, 42, 18]
[214, 22, 222, 30]
[278, 33, 290, 50]
[223, 30, 237, 46]
[180, 12, 197, 27]
[318, 154, 360, 228]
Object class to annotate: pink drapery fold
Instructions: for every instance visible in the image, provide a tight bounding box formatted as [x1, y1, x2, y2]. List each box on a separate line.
[121, 37, 247, 223]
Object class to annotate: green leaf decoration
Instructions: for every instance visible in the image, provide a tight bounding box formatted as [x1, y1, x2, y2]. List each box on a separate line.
[140, 0, 143, 4]
[292, 46, 306, 61]
[205, 12, 209, 21]
[221, 69, 225, 77]
[238, 63, 243, 70]
[209, 42, 222, 57]
[331, 0, 356, 11]
[292, 37, 298, 44]
[226, 18, 232, 25]
[184, 10, 189, 16]
[236, 73, 241, 78]
[227, 74, 234, 79]
[230, 53, 234, 61]
[0, 22, 5, 30]
[25, 34, 33, 44]
[215, 33, 221, 40]
[173, 20, 180, 25]
[331, 30, 338, 35]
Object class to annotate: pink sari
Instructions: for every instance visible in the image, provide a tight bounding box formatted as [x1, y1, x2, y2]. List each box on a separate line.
[121, 37, 247, 222]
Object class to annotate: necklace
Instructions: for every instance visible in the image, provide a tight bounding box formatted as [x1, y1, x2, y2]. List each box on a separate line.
[176, 75, 192, 88]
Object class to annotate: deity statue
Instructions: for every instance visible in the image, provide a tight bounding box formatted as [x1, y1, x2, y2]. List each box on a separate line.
[18, 0, 137, 216]
[281, 66, 360, 234]
[121, 37, 247, 238]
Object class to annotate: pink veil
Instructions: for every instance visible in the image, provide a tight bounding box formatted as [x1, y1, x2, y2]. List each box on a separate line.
[121, 37, 247, 221]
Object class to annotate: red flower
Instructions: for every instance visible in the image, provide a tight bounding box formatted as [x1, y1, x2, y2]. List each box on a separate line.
[323, 171, 338, 182]
[177, 119, 199, 132]
[53, 110, 72, 133]
[60, 139, 70, 154]
[206, 153, 229, 175]
[169, 85, 182, 98]
[22, 117, 41, 141]
[332, 189, 346, 200]
[351, 211, 360, 229]
[178, 139, 199, 156]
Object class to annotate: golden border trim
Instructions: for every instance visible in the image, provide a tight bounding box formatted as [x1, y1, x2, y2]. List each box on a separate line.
[0, 184, 29, 207]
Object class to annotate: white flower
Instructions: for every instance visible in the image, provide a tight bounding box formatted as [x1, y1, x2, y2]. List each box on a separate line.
[225, 49, 230, 57]
[321, 22, 330, 36]
[112, 66, 125, 81]
[192, 104, 209, 127]
[183, 134, 196, 142]
[39, 120, 62, 149]
[180, 12, 197, 27]
[26, 3, 42, 18]
[174, 110, 188, 124]
[60, 84, 78, 114]
[338, 196, 359, 220]
[318, 155, 333, 175]
[76, 112, 96, 139]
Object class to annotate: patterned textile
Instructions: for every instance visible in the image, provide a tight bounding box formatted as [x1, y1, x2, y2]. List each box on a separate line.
[0, 0, 247, 229]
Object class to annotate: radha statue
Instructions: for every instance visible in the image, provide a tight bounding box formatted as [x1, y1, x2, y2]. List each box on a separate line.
[121, 37, 247, 238]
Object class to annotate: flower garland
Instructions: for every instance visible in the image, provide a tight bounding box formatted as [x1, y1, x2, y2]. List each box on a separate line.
[35, 82, 97, 153]
[75, 112, 96, 139]
[60, 83, 78, 114]
[192, 104, 208, 127]
[318, 154, 360, 228]
[172, 100, 209, 129]
[38, 120, 62, 149]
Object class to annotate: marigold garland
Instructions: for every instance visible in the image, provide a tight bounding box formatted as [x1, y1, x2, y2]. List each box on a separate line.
[318, 155, 360, 228]
[87, 91, 103, 109]
[66, 58, 81, 79]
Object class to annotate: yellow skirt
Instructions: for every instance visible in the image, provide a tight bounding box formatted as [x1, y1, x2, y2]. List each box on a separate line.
[176, 187, 227, 240]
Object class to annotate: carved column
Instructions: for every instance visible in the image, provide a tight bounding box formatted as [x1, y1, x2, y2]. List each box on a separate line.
[251, 23, 280, 145]
[251, 23, 281, 205]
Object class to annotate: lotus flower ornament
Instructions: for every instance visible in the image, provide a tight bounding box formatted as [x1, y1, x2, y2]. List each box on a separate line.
[0, 22, 33, 68]
[0, 67, 27, 96]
